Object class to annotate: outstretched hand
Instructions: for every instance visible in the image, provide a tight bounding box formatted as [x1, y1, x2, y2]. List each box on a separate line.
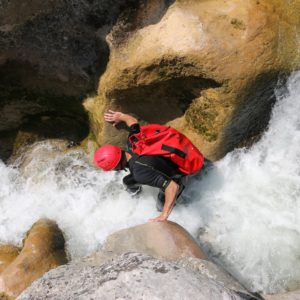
[104, 110, 123, 126]
[148, 213, 168, 223]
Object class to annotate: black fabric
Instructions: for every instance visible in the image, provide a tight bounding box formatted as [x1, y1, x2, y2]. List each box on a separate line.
[127, 123, 140, 154]
[128, 123, 141, 136]
[125, 122, 184, 192]
[161, 144, 186, 158]
[128, 155, 181, 191]
[123, 173, 140, 188]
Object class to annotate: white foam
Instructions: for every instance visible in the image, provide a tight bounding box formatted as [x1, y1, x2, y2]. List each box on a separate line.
[0, 147, 159, 257]
[184, 72, 300, 293]
[1, 72, 300, 293]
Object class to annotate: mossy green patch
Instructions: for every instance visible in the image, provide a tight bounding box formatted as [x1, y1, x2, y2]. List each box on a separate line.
[230, 18, 246, 30]
[186, 97, 219, 142]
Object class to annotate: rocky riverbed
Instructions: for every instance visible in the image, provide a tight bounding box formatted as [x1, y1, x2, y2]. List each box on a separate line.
[1, 0, 300, 299]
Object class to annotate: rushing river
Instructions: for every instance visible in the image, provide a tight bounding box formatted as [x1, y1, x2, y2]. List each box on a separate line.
[1, 72, 300, 293]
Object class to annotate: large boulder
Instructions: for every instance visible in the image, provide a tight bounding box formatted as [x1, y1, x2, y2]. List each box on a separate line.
[0, 219, 68, 298]
[17, 253, 259, 300]
[102, 221, 207, 261]
[87, 0, 300, 159]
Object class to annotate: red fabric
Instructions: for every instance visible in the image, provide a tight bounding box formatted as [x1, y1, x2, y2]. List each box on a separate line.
[129, 124, 204, 175]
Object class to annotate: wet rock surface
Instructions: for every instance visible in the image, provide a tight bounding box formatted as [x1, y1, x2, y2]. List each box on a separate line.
[0, 219, 68, 298]
[103, 220, 207, 261]
[17, 253, 258, 300]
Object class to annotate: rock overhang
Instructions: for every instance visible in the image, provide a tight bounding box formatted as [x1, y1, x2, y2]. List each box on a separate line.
[91, 0, 300, 160]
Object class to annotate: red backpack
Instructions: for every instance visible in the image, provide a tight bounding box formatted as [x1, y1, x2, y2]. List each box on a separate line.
[128, 124, 204, 175]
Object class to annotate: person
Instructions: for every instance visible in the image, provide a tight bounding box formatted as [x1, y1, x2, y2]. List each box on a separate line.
[94, 110, 201, 222]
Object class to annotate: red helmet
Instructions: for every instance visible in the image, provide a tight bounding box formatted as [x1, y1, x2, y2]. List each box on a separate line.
[94, 145, 122, 171]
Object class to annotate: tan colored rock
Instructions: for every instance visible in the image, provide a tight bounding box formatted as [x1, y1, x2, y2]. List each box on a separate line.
[103, 221, 207, 261]
[0, 219, 68, 298]
[89, 0, 300, 159]
[0, 246, 19, 274]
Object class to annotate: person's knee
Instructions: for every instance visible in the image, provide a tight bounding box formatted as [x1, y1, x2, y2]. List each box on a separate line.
[123, 174, 135, 187]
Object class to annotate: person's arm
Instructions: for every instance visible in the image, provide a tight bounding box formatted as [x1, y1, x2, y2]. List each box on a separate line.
[104, 110, 138, 127]
[148, 180, 179, 222]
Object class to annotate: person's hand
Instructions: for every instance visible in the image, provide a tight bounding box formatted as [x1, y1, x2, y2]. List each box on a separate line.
[104, 110, 123, 126]
[148, 213, 168, 222]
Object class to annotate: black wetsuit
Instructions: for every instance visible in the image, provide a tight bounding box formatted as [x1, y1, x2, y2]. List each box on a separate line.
[123, 123, 185, 207]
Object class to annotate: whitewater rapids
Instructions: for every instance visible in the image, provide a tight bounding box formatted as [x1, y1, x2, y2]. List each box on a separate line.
[1, 72, 300, 293]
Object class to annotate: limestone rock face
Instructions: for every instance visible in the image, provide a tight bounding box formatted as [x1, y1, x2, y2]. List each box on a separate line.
[17, 253, 257, 300]
[0, 246, 19, 274]
[0, 219, 68, 298]
[89, 0, 300, 159]
[103, 221, 207, 261]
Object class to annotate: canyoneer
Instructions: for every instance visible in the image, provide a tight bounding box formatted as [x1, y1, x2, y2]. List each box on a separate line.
[94, 110, 207, 222]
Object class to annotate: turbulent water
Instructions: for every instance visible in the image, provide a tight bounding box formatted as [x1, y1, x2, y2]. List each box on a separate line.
[1, 72, 300, 293]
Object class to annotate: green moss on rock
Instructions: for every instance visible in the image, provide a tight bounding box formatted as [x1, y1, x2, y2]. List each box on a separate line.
[230, 18, 246, 30]
[186, 97, 219, 142]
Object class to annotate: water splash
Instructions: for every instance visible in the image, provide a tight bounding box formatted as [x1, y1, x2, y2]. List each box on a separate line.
[0, 142, 159, 257]
[187, 72, 300, 293]
[1, 72, 300, 293]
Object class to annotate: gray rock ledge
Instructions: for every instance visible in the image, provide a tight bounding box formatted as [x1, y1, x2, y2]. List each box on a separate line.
[17, 252, 260, 300]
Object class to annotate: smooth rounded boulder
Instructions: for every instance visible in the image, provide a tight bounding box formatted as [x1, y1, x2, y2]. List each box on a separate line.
[0, 219, 68, 298]
[103, 221, 207, 261]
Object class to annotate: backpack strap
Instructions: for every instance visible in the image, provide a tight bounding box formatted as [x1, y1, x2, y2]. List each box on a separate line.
[161, 144, 186, 158]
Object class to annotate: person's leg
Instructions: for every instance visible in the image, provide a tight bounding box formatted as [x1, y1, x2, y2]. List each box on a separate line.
[123, 174, 142, 196]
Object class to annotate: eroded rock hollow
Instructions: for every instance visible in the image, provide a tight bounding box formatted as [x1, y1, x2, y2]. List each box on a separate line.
[1, 0, 300, 161]
[87, 0, 300, 160]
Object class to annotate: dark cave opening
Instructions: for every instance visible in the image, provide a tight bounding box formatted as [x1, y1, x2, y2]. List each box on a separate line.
[0, 63, 89, 162]
[111, 76, 221, 124]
